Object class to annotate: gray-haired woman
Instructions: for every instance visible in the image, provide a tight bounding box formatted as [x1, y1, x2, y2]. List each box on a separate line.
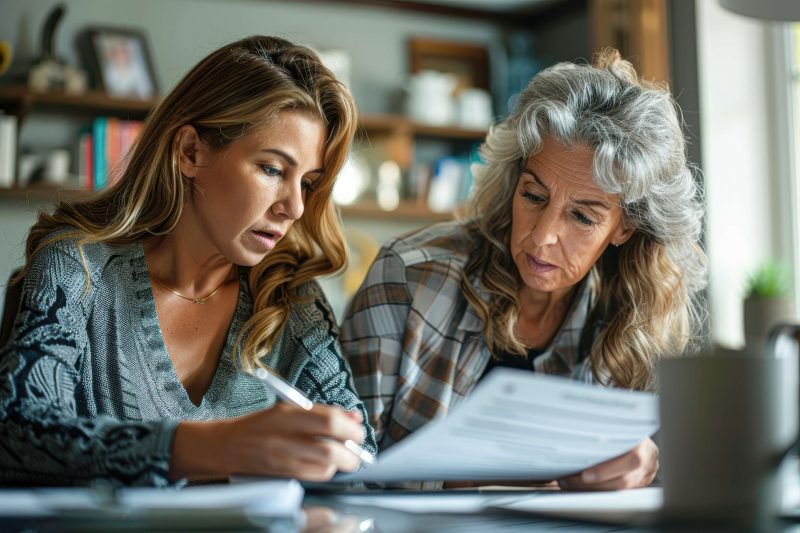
[340, 48, 707, 490]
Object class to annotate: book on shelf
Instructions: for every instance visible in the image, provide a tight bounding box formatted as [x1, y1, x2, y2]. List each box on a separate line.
[424, 152, 477, 213]
[78, 130, 93, 190]
[79, 117, 143, 191]
[92, 117, 107, 189]
[0, 114, 17, 188]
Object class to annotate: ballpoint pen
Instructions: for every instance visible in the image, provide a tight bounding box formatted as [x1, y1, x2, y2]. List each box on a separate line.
[254, 367, 375, 465]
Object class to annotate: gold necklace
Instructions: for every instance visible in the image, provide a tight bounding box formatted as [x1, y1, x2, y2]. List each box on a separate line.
[150, 266, 235, 304]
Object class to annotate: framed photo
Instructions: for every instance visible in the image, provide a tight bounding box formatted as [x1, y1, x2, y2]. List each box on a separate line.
[408, 37, 490, 92]
[81, 27, 158, 99]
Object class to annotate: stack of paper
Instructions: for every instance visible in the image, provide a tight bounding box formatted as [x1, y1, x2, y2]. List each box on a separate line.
[491, 487, 662, 523]
[0, 479, 303, 521]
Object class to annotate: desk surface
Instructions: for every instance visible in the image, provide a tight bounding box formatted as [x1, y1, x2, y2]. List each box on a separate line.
[305, 491, 643, 533]
[303, 489, 798, 533]
[1, 488, 798, 532]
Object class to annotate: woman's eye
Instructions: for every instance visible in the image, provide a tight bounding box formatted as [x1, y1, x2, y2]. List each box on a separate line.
[260, 165, 283, 177]
[573, 211, 596, 226]
[522, 191, 545, 204]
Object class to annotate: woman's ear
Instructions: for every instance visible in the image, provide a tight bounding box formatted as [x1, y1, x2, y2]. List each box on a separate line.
[611, 219, 635, 247]
[175, 125, 207, 178]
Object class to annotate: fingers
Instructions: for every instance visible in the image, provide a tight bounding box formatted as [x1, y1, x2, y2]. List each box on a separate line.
[245, 435, 362, 481]
[267, 403, 365, 444]
[559, 438, 659, 491]
[344, 408, 364, 423]
[229, 404, 367, 480]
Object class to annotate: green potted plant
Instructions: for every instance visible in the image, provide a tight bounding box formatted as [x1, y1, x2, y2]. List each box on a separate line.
[743, 261, 795, 351]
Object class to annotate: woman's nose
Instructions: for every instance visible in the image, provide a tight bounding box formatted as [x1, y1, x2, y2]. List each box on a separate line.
[271, 181, 305, 220]
[530, 206, 560, 247]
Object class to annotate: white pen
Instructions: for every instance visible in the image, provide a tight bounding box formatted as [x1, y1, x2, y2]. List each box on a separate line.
[253, 367, 375, 465]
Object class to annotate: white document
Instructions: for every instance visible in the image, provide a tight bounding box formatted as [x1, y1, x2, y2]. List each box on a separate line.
[330, 492, 514, 514]
[337, 368, 658, 482]
[0, 480, 303, 518]
[118, 479, 303, 516]
[491, 487, 662, 523]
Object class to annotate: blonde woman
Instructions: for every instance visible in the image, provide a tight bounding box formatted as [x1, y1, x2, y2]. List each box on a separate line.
[341, 49, 707, 490]
[0, 36, 374, 486]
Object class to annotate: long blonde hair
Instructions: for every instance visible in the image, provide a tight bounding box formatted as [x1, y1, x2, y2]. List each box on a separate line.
[21, 35, 356, 372]
[459, 48, 707, 391]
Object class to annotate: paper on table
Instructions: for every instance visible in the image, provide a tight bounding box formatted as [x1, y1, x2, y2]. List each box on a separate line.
[336, 368, 658, 482]
[118, 479, 304, 516]
[328, 492, 515, 514]
[324, 487, 662, 519]
[0, 480, 303, 518]
[490, 487, 662, 524]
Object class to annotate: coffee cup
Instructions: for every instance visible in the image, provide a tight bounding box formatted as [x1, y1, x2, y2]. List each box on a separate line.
[657, 329, 799, 529]
[44, 149, 70, 185]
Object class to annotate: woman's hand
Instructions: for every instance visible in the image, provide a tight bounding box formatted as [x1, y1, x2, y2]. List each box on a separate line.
[171, 403, 367, 482]
[558, 438, 659, 491]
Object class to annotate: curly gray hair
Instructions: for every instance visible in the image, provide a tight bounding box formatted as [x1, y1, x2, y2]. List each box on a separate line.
[460, 48, 707, 390]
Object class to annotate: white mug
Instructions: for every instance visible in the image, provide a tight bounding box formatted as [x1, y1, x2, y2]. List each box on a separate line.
[457, 88, 492, 129]
[45, 149, 70, 185]
[657, 337, 798, 528]
[407, 70, 456, 126]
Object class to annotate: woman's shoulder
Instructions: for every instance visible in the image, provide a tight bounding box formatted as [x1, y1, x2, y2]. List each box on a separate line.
[359, 222, 475, 308]
[28, 228, 138, 284]
[381, 221, 474, 269]
[273, 279, 339, 362]
[290, 279, 336, 327]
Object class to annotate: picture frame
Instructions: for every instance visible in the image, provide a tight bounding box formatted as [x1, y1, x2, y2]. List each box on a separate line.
[80, 27, 159, 99]
[408, 37, 490, 92]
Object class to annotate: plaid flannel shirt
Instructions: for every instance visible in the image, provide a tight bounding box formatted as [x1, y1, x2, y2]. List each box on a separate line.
[340, 221, 597, 454]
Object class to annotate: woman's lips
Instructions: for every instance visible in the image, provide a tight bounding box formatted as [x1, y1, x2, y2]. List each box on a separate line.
[250, 230, 278, 252]
[526, 254, 556, 273]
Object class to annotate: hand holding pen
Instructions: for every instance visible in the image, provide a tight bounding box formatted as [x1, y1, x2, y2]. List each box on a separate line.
[254, 367, 375, 467]
[170, 383, 368, 482]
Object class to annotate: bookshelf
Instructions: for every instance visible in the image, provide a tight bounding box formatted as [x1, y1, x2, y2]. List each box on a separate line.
[0, 87, 486, 220]
[0, 85, 155, 191]
[358, 113, 486, 140]
[0, 184, 86, 202]
[339, 199, 453, 221]
[0, 186, 456, 222]
[0, 86, 154, 120]
[352, 113, 485, 218]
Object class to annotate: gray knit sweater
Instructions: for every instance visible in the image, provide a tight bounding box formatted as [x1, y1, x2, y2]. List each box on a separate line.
[0, 233, 376, 486]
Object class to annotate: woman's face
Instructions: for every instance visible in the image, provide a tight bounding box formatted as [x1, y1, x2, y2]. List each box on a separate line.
[183, 109, 327, 266]
[510, 138, 633, 299]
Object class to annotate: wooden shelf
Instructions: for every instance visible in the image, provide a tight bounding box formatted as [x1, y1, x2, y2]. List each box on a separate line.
[0, 90, 484, 138]
[0, 185, 87, 202]
[0, 95, 468, 222]
[0, 85, 156, 119]
[338, 200, 453, 221]
[0, 188, 457, 221]
[359, 113, 487, 140]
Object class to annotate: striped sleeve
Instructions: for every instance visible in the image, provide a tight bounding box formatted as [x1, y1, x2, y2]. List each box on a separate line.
[340, 246, 411, 446]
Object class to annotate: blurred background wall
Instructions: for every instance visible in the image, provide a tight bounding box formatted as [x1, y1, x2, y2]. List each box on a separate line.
[1, 0, 796, 348]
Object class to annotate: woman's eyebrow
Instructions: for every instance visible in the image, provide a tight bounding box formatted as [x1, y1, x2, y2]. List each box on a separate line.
[524, 167, 612, 210]
[261, 148, 297, 166]
[575, 198, 611, 210]
[521, 168, 549, 191]
[261, 148, 324, 175]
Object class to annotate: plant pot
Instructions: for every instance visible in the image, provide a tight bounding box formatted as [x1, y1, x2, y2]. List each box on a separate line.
[743, 296, 796, 353]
